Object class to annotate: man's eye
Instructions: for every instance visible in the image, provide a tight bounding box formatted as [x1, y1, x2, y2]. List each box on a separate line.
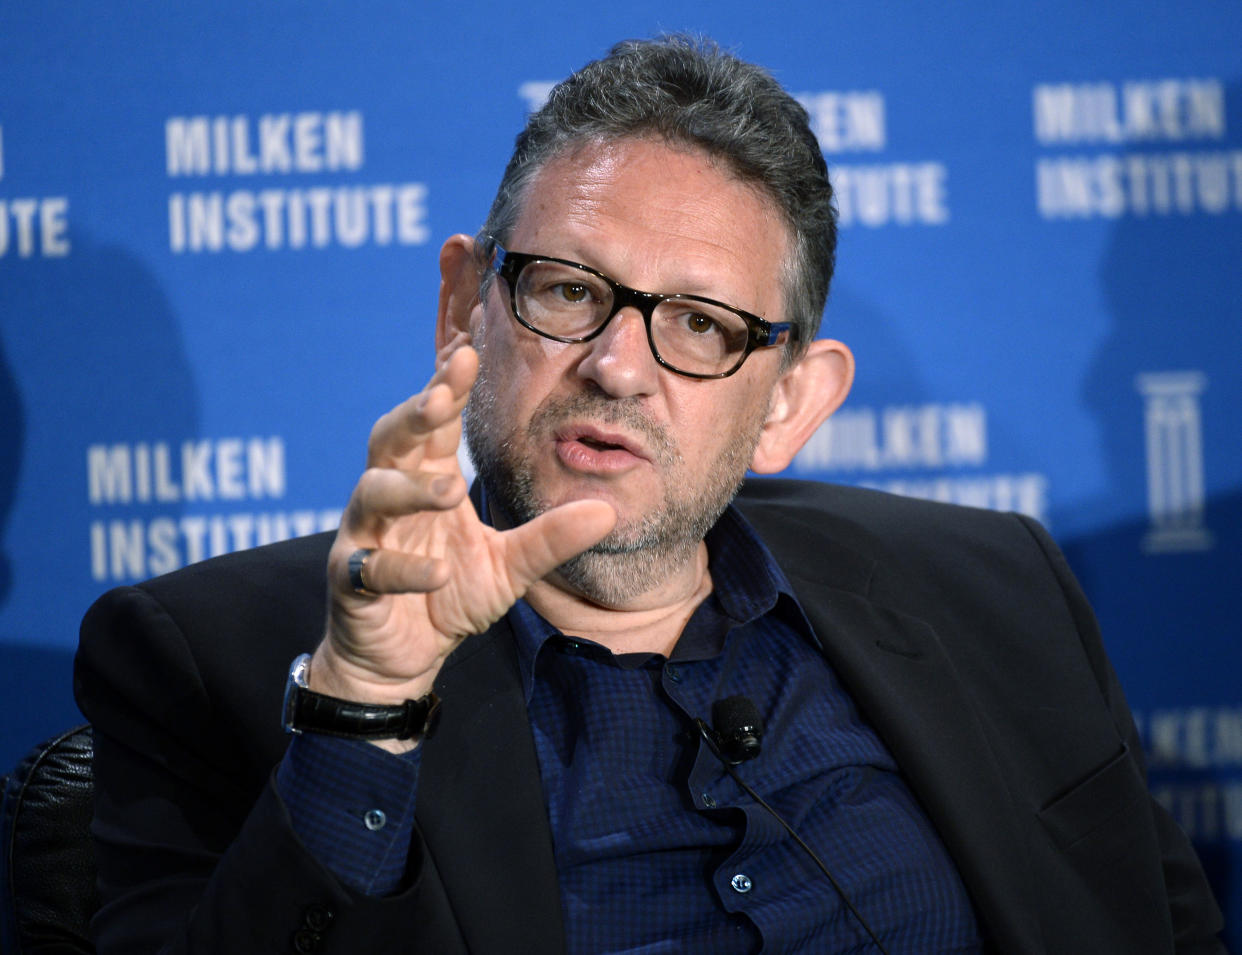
[555, 283, 591, 303]
[685, 313, 720, 334]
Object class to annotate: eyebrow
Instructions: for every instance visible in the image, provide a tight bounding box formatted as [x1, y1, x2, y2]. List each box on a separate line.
[540, 248, 763, 315]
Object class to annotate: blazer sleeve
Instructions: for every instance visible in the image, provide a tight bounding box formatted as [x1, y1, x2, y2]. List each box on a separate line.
[1016, 515, 1226, 954]
[75, 583, 468, 955]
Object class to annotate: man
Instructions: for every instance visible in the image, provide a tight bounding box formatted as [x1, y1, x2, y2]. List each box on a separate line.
[76, 37, 1223, 954]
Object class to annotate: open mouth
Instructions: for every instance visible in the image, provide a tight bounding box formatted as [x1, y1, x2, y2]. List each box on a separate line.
[554, 426, 648, 474]
[579, 435, 624, 452]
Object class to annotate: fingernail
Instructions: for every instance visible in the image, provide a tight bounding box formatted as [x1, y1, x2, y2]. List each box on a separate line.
[432, 475, 453, 495]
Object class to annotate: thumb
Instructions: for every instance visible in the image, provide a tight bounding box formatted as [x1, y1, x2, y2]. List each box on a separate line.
[503, 499, 617, 590]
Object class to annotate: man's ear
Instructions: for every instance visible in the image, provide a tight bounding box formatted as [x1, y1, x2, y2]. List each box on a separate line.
[750, 338, 855, 474]
[435, 234, 483, 350]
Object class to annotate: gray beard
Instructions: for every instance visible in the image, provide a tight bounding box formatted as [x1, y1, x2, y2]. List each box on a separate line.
[463, 347, 762, 606]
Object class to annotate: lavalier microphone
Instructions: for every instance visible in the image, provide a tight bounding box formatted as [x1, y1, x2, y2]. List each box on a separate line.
[707, 695, 765, 764]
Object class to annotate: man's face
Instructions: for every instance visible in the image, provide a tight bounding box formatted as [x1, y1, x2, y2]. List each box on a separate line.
[464, 137, 793, 606]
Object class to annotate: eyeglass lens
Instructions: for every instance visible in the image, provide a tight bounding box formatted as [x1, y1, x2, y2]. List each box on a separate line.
[514, 259, 752, 376]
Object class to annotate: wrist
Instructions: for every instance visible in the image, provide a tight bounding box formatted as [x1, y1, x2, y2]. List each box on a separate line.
[309, 643, 438, 705]
[283, 653, 441, 744]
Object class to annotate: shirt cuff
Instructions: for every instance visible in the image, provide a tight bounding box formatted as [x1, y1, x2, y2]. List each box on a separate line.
[275, 732, 421, 896]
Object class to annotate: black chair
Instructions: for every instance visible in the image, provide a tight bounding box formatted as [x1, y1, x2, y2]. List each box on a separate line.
[0, 725, 96, 954]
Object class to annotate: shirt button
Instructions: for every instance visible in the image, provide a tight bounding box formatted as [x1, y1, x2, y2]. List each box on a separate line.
[363, 809, 387, 831]
[665, 664, 683, 683]
[730, 873, 753, 894]
[302, 903, 335, 932]
[701, 792, 716, 809]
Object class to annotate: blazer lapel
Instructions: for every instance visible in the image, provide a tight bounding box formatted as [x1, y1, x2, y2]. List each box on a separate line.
[417, 618, 565, 954]
[788, 572, 1045, 954]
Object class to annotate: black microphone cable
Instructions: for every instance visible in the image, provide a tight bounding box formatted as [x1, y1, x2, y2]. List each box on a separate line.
[696, 699, 891, 955]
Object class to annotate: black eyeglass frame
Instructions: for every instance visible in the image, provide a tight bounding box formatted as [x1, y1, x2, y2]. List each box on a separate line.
[490, 243, 799, 380]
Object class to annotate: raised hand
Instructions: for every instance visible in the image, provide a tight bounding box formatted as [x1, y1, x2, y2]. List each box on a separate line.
[308, 334, 616, 732]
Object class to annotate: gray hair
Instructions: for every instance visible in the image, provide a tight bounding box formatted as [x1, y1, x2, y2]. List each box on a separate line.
[477, 36, 836, 356]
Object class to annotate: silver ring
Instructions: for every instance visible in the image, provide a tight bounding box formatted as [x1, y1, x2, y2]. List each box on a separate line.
[348, 548, 377, 596]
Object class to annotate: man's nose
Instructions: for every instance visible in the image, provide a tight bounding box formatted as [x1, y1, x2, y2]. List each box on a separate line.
[574, 306, 661, 398]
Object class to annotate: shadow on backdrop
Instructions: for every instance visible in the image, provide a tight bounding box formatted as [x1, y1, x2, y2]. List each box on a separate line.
[1064, 77, 1242, 942]
[0, 234, 198, 771]
[0, 332, 21, 609]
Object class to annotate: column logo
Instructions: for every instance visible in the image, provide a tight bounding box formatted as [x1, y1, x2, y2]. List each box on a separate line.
[1136, 371, 1212, 553]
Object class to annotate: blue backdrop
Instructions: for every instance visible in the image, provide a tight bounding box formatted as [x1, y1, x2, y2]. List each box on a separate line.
[2, 2, 1239, 944]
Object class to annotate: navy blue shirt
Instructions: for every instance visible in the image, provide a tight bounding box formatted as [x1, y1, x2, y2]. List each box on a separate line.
[278, 500, 983, 952]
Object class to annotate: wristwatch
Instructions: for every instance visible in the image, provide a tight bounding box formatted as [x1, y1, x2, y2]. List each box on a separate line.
[282, 653, 441, 741]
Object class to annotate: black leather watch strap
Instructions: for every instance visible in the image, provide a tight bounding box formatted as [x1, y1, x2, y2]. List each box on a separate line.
[282, 653, 441, 741]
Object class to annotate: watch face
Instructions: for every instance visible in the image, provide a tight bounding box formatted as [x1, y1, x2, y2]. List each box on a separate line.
[282, 653, 313, 735]
[282, 682, 302, 735]
[289, 653, 312, 689]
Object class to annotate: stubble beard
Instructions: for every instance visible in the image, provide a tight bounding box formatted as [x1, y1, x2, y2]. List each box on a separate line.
[463, 342, 765, 607]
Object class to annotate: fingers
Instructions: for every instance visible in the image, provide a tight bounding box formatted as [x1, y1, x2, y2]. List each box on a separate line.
[341, 546, 453, 597]
[368, 340, 478, 468]
[503, 499, 618, 591]
[331, 467, 467, 599]
[343, 467, 466, 533]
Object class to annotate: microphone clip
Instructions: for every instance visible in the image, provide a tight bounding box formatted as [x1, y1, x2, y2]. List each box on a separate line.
[696, 695, 764, 766]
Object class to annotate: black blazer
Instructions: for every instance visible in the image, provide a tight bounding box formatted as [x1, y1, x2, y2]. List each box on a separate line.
[75, 480, 1224, 954]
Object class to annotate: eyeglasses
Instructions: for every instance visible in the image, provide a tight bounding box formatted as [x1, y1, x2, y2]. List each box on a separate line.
[490, 243, 797, 379]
